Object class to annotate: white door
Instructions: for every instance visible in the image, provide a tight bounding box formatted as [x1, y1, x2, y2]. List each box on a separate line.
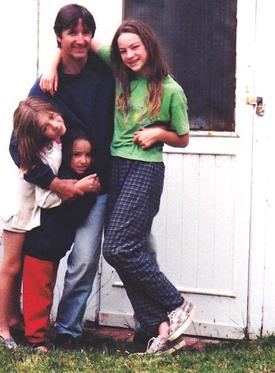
[247, 0, 275, 337]
[98, 1, 257, 339]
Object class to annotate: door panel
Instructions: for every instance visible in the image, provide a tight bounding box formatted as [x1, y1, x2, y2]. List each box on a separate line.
[99, 136, 251, 338]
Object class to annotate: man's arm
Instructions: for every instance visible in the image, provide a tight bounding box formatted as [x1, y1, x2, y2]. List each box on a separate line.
[9, 130, 56, 188]
[9, 108, 83, 200]
[49, 178, 84, 200]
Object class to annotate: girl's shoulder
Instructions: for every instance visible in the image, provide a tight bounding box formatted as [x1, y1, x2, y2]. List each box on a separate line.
[40, 140, 62, 174]
[162, 75, 186, 100]
[97, 45, 112, 67]
[163, 75, 184, 92]
[41, 140, 62, 155]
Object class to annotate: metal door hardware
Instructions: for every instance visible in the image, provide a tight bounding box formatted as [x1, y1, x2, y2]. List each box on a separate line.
[246, 96, 265, 116]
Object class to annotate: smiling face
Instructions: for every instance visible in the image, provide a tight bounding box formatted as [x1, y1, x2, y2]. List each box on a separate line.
[37, 111, 66, 140]
[70, 138, 92, 174]
[57, 18, 92, 63]
[117, 32, 148, 74]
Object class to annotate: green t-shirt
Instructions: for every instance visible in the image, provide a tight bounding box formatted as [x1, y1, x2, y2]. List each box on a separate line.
[99, 46, 189, 162]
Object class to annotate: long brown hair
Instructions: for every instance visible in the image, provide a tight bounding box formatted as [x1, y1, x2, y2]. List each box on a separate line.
[13, 97, 60, 173]
[111, 19, 169, 118]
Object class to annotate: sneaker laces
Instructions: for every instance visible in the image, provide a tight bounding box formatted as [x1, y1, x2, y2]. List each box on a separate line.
[146, 336, 166, 353]
[168, 309, 177, 323]
[168, 310, 179, 333]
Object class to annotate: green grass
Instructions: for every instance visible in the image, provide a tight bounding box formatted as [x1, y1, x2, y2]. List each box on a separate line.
[1, 334, 275, 373]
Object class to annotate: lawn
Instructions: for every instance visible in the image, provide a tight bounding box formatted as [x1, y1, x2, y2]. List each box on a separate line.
[0, 334, 275, 373]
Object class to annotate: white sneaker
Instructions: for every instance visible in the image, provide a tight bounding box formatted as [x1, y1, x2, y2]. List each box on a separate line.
[146, 336, 167, 354]
[168, 300, 195, 341]
[146, 334, 186, 355]
[0, 335, 17, 349]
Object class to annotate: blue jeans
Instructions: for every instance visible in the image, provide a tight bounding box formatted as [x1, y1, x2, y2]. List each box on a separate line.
[55, 193, 107, 337]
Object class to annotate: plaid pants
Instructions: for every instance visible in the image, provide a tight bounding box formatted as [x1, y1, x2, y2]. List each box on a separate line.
[103, 157, 183, 336]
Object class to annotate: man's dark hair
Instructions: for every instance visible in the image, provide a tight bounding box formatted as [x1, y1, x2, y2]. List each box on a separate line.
[54, 4, 96, 47]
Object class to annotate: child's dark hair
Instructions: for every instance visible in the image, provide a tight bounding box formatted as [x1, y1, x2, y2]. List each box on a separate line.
[13, 96, 61, 173]
[61, 128, 92, 170]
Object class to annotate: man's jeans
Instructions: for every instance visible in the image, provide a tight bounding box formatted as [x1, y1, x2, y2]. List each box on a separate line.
[55, 193, 107, 337]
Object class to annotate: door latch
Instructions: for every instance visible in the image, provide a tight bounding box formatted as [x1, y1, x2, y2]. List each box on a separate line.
[255, 97, 264, 116]
[246, 96, 265, 116]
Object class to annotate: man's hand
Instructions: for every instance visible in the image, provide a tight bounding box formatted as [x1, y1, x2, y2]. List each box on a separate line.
[49, 177, 84, 201]
[75, 174, 101, 194]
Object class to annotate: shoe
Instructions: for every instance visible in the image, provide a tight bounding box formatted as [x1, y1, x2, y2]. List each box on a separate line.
[167, 300, 195, 341]
[146, 335, 167, 354]
[35, 345, 48, 353]
[0, 335, 17, 349]
[54, 333, 76, 350]
[146, 334, 186, 355]
[30, 342, 49, 353]
[162, 335, 186, 354]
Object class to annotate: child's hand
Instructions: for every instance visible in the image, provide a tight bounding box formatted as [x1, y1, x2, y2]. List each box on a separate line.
[40, 70, 59, 96]
[132, 127, 164, 149]
[39, 49, 61, 95]
[75, 174, 101, 193]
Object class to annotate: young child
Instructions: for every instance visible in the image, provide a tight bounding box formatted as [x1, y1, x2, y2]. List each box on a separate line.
[0, 97, 66, 348]
[22, 128, 97, 352]
[40, 19, 194, 355]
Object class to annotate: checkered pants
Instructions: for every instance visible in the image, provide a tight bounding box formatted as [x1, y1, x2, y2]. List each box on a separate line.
[103, 157, 183, 336]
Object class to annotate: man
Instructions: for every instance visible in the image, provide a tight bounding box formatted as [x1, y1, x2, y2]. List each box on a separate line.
[10, 4, 114, 348]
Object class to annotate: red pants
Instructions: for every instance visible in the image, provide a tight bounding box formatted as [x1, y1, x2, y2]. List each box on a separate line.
[23, 256, 58, 344]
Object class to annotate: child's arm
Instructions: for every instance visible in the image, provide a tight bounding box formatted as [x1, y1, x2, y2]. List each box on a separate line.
[39, 39, 103, 95]
[39, 49, 62, 95]
[36, 174, 100, 208]
[90, 39, 103, 53]
[133, 84, 190, 149]
[132, 126, 189, 149]
[49, 177, 84, 199]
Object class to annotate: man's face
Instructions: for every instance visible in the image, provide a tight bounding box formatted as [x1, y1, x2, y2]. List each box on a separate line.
[57, 18, 92, 61]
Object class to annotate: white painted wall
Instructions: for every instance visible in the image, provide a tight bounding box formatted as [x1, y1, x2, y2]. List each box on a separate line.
[0, 2, 38, 216]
